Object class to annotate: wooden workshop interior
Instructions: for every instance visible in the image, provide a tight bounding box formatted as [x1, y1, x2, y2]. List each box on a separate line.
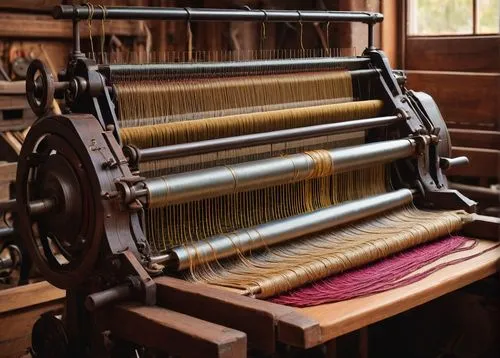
[0, 0, 498, 357]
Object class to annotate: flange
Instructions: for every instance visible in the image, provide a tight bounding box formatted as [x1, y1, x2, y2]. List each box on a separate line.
[16, 115, 109, 288]
[25, 59, 55, 117]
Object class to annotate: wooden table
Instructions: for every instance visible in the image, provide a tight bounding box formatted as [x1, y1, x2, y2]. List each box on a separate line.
[1, 240, 498, 357]
[0, 281, 65, 358]
[296, 239, 500, 345]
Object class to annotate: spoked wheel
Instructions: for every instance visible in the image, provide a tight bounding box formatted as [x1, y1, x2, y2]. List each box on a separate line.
[16, 115, 106, 289]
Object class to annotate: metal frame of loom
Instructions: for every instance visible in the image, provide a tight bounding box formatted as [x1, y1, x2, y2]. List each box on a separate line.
[1, 4, 498, 358]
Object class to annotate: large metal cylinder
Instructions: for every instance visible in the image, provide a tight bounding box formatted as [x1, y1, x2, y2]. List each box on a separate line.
[164, 189, 413, 270]
[144, 138, 416, 207]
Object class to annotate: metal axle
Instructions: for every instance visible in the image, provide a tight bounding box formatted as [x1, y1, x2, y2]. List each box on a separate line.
[141, 138, 417, 208]
[129, 114, 401, 164]
[53, 5, 383, 24]
[154, 189, 413, 271]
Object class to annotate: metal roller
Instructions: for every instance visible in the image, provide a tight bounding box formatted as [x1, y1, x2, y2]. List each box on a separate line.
[143, 138, 417, 207]
[159, 189, 414, 270]
[131, 114, 401, 163]
[102, 61, 375, 80]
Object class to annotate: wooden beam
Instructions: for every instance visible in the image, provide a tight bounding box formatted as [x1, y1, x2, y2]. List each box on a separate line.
[155, 276, 321, 352]
[0, 281, 64, 314]
[462, 214, 500, 241]
[449, 128, 500, 150]
[0, 1, 59, 10]
[450, 182, 500, 205]
[0, 281, 64, 358]
[449, 146, 500, 178]
[380, 0, 399, 67]
[108, 303, 247, 358]
[0, 119, 32, 132]
[406, 71, 500, 130]
[406, 36, 500, 72]
[0, 96, 29, 111]
[0, 14, 142, 39]
[0, 81, 25, 95]
[0, 162, 17, 182]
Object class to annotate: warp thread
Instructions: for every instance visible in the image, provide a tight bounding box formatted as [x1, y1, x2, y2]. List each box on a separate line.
[185, 207, 469, 298]
[271, 236, 499, 307]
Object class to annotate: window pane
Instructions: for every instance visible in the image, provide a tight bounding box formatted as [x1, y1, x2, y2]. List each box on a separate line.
[408, 0, 473, 35]
[477, 0, 500, 34]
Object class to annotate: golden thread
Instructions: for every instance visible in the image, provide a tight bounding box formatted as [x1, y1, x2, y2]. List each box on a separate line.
[97, 4, 107, 63]
[111, 63, 469, 297]
[185, 205, 469, 298]
[115, 71, 355, 125]
[260, 15, 267, 52]
[186, 19, 193, 62]
[326, 22, 330, 56]
[299, 20, 305, 51]
[121, 100, 383, 149]
[85, 2, 95, 60]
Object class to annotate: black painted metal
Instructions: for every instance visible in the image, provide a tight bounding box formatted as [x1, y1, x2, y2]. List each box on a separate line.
[102, 59, 375, 79]
[53, 5, 383, 24]
[135, 115, 402, 162]
[0, 227, 15, 238]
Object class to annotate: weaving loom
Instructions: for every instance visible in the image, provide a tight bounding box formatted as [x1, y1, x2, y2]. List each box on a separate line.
[1, 4, 499, 358]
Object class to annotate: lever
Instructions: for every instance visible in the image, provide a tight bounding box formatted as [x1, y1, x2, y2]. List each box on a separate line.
[440, 156, 469, 171]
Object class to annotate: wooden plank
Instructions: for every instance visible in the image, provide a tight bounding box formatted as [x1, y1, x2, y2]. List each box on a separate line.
[406, 71, 500, 130]
[297, 239, 500, 342]
[0, 14, 142, 39]
[406, 36, 500, 72]
[0, 1, 60, 10]
[0, 162, 17, 182]
[463, 214, 500, 241]
[0, 302, 62, 358]
[448, 146, 500, 178]
[108, 303, 247, 358]
[0, 281, 65, 314]
[0, 95, 29, 110]
[449, 182, 500, 205]
[155, 276, 321, 352]
[0, 119, 33, 132]
[381, 0, 399, 67]
[449, 128, 500, 150]
[1, 132, 21, 155]
[0, 81, 25, 95]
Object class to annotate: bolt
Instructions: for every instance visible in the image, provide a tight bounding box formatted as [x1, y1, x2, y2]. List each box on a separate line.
[111, 258, 121, 270]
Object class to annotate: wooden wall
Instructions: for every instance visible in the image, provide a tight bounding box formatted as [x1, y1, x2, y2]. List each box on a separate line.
[405, 33, 500, 185]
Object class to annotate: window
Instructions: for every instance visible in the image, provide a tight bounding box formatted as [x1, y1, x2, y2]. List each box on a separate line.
[408, 0, 499, 36]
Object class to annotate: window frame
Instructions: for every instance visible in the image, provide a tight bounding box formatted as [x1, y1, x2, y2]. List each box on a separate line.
[406, 0, 500, 38]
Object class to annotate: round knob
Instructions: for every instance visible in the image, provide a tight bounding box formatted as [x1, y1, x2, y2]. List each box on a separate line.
[25, 59, 55, 117]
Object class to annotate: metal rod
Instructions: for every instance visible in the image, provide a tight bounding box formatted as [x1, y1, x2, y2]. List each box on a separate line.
[0, 198, 56, 215]
[29, 198, 56, 216]
[368, 23, 375, 49]
[103, 59, 374, 80]
[136, 114, 401, 163]
[0, 227, 15, 238]
[54, 5, 383, 24]
[142, 138, 417, 208]
[72, 20, 81, 56]
[85, 284, 132, 311]
[158, 189, 413, 271]
[0, 199, 16, 213]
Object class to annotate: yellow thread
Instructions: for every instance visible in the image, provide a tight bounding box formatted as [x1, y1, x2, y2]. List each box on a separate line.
[85, 2, 95, 59]
[97, 4, 107, 63]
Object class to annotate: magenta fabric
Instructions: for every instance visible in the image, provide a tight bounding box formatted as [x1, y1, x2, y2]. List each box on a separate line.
[271, 236, 495, 307]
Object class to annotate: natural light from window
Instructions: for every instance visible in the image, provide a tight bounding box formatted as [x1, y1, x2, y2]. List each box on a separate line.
[408, 0, 499, 36]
